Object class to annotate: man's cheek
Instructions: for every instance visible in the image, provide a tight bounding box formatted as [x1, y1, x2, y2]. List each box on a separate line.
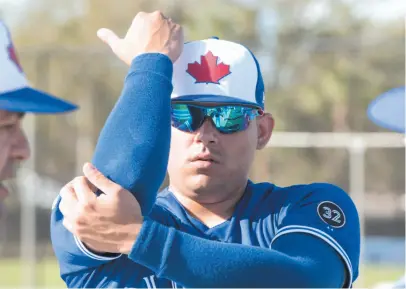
[0, 138, 11, 165]
[0, 137, 10, 154]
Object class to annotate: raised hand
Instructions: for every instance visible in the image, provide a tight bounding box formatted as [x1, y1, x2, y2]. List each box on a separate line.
[97, 11, 184, 65]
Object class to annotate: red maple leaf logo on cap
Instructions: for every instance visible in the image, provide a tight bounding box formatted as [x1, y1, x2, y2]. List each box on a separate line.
[8, 44, 23, 73]
[187, 51, 231, 84]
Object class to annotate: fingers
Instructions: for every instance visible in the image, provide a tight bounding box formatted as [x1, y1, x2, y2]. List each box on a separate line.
[59, 182, 77, 217]
[136, 10, 165, 20]
[59, 179, 94, 236]
[152, 10, 167, 20]
[98, 10, 183, 66]
[97, 28, 122, 54]
[82, 162, 122, 195]
[72, 176, 97, 205]
[59, 182, 85, 235]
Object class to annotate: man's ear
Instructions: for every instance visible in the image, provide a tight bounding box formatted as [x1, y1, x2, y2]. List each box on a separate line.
[256, 113, 274, 150]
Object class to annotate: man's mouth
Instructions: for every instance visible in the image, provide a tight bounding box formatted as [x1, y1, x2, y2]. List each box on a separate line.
[190, 153, 219, 164]
[0, 182, 9, 200]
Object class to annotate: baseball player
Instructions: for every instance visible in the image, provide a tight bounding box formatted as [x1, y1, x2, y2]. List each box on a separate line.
[52, 11, 360, 288]
[0, 21, 77, 218]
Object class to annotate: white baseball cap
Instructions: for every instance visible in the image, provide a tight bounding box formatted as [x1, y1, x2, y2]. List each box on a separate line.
[171, 37, 265, 109]
[0, 21, 77, 113]
[367, 86, 405, 133]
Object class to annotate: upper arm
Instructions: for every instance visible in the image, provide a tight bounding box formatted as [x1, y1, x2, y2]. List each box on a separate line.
[271, 183, 361, 288]
[271, 231, 347, 288]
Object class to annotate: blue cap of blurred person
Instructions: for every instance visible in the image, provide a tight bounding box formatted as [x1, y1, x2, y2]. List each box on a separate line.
[0, 21, 78, 113]
[367, 86, 405, 133]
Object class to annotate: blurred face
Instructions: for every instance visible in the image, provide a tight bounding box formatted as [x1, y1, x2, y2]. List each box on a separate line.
[0, 110, 30, 217]
[168, 103, 274, 202]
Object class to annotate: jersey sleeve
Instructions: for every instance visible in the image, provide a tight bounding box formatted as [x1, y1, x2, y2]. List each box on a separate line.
[271, 183, 361, 288]
[50, 195, 122, 277]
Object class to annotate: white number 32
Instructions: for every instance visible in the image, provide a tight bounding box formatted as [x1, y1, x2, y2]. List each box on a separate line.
[322, 207, 342, 223]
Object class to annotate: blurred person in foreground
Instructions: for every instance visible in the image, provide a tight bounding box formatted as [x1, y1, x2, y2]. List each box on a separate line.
[0, 21, 77, 218]
[368, 86, 405, 134]
[52, 11, 361, 288]
[368, 86, 405, 289]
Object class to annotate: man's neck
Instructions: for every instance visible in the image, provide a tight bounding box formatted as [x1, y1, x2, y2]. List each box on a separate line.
[169, 182, 247, 228]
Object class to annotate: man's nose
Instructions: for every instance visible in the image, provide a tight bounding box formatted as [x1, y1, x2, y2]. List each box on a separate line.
[194, 118, 219, 144]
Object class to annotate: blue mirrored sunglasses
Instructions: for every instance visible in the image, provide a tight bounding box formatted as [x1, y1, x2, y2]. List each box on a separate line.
[171, 103, 263, 134]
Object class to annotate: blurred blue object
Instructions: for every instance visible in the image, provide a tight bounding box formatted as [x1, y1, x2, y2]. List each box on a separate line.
[367, 86, 405, 133]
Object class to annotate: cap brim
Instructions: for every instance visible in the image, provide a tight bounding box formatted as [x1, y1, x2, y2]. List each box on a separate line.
[171, 94, 263, 109]
[0, 87, 78, 113]
[367, 86, 405, 133]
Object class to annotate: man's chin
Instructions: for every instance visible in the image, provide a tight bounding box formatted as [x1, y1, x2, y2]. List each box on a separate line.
[0, 203, 4, 219]
[188, 174, 222, 192]
[0, 183, 9, 219]
[0, 199, 7, 219]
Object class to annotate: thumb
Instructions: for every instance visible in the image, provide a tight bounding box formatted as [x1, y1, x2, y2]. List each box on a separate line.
[97, 28, 121, 54]
[83, 162, 121, 195]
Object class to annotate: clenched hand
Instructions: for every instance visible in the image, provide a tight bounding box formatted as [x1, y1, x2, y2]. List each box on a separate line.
[59, 163, 142, 254]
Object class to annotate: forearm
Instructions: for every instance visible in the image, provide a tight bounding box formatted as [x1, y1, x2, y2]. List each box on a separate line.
[91, 53, 173, 215]
[128, 219, 345, 288]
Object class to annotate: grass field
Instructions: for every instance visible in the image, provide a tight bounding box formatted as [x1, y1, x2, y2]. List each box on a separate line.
[0, 258, 404, 288]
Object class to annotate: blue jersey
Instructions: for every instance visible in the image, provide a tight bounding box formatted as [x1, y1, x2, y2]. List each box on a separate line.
[51, 181, 360, 288]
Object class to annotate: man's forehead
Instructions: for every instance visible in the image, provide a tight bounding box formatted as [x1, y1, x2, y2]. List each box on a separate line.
[0, 110, 23, 121]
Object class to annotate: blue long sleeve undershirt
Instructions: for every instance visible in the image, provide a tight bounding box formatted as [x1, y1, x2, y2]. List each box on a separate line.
[91, 53, 172, 215]
[128, 218, 346, 288]
[90, 54, 347, 288]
